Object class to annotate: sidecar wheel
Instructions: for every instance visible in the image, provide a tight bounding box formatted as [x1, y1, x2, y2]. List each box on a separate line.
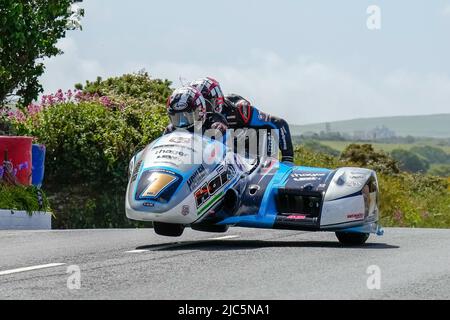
[335, 232, 369, 246]
[153, 222, 184, 237]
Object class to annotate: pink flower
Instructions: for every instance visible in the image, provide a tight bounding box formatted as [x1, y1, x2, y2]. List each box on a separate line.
[66, 89, 73, 101]
[8, 110, 26, 123]
[26, 103, 43, 116]
[74, 90, 83, 101]
[55, 89, 65, 102]
[99, 96, 112, 107]
[45, 94, 55, 106]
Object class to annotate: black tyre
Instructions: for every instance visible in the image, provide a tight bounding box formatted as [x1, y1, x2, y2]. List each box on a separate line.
[335, 232, 369, 246]
[153, 222, 184, 237]
[191, 223, 229, 233]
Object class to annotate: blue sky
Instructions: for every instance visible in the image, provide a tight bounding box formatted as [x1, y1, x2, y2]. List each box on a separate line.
[41, 0, 450, 124]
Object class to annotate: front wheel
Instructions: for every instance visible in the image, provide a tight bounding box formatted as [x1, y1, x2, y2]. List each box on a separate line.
[153, 222, 184, 237]
[335, 232, 369, 246]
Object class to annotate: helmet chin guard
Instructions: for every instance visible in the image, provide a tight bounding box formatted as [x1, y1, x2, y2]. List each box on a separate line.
[167, 86, 207, 129]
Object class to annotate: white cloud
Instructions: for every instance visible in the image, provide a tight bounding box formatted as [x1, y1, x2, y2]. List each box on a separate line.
[443, 4, 450, 16]
[147, 52, 450, 124]
[40, 45, 450, 125]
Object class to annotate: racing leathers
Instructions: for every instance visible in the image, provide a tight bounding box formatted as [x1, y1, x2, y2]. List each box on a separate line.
[220, 94, 294, 163]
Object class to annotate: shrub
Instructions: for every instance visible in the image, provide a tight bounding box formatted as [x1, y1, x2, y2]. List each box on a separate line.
[0, 184, 50, 214]
[11, 72, 172, 228]
[340, 144, 400, 174]
[300, 140, 340, 157]
[295, 144, 450, 228]
[378, 173, 449, 228]
[294, 145, 342, 169]
[390, 148, 430, 173]
[0, 108, 14, 135]
[75, 71, 172, 105]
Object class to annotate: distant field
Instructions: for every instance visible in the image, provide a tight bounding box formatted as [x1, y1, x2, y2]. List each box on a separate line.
[292, 113, 450, 138]
[315, 140, 450, 154]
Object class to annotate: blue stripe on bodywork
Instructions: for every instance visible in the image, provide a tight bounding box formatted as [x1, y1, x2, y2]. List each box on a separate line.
[293, 166, 331, 172]
[218, 162, 292, 228]
[217, 214, 274, 228]
[258, 162, 292, 217]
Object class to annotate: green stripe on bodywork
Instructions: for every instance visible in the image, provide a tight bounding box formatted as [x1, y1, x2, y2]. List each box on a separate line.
[197, 192, 223, 216]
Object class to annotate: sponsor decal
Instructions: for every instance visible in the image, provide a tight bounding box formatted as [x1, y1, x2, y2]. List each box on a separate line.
[181, 205, 190, 216]
[286, 215, 306, 220]
[152, 144, 195, 152]
[257, 111, 270, 122]
[169, 136, 191, 144]
[143, 202, 154, 207]
[347, 213, 364, 220]
[156, 154, 179, 161]
[346, 180, 363, 187]
[291, 172, 327, 182]
[350, 171, 367, 176]
[194, 165, 236, 209]
[154, 149, 187, 157]
[187, 165, 207, 190]
[173, 101, 187, 111]
[151, 160, 179, 167]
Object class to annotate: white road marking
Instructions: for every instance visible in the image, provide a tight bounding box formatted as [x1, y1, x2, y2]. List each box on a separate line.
[125, 249, 150, 253]
[207, 235, 239, 240]
[0, 263, 66, 276]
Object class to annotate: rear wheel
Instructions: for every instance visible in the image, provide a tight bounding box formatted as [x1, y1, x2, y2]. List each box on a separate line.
[153, 222, 184, 237]
[335, 232, 369, 246]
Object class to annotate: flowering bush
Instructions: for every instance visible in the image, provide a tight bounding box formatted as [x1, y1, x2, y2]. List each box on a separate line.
[10, 72, 171, 228]
[295, 145, 450, 228]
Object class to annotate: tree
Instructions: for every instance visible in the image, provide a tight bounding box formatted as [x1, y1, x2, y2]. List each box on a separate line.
[0, 0, 84, 107]
[390, 149, 430, 173]
[410, 145, 450, 164]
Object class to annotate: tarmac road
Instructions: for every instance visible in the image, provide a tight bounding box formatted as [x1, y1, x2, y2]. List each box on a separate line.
[0, 227, 449, 299]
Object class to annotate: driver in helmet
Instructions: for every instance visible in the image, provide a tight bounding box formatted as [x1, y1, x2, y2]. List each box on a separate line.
[190, 77, 294, 164]
[164, 86, 228, 135]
